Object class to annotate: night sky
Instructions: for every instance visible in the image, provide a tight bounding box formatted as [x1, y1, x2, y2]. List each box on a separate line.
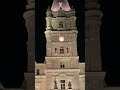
[0, 0, 27, 88]
[100, 0, 120, 86]
[0, 0, 120, 88]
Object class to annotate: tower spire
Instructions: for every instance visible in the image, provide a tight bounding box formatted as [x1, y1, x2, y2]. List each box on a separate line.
[51, 0, 71, 11]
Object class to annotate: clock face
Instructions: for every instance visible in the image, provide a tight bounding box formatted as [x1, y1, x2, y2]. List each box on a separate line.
[59, 36, 64, 42]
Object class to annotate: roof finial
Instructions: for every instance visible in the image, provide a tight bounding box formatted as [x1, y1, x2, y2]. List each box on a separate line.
[59, 2, 63, 8]
[51, 0, 71, 11]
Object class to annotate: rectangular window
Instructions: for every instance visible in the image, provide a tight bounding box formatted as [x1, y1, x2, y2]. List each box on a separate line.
[60, 48, 64, 54]
[60, 62, 65, 68]
[60, 80, 65, 89]
[60, 64, 65, 68]
[36, 69, 40, 75]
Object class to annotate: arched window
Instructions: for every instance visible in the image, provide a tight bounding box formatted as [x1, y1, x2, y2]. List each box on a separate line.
[60, 47, 64, 54]
[55, 48, 57, 53]
[59, 21, 63, 28]
[66, 47, 69, 53]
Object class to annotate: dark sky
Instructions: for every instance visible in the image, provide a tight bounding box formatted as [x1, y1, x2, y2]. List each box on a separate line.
[0, 0, 27, 88]
[0, 0, 120, 88]
[100, 0, 120, 86]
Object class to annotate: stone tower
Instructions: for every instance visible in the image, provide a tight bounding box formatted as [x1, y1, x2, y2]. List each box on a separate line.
[45, 0, 77, 57]
[85, 0, 105, 90]
[23, 0, 35, 90]
[45, 0, 82, 89]
[35, 0, 85, 90]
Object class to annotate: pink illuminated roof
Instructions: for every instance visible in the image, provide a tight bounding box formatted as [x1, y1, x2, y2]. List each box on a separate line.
[51, 0, 71, 11]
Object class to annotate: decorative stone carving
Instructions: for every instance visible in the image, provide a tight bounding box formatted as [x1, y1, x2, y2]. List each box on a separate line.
[68, 81, 72, 89]
[46, 6, 52, 17]
[54, 80, 58, 89]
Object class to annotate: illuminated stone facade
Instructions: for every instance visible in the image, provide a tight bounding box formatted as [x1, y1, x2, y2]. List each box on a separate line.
[1, 0, 120, 90]
[35, 0, 85, 90]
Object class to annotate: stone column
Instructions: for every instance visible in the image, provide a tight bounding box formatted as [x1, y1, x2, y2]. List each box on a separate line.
[23, 0, 35, 72]
[23, 0, 35, 90]
[85, 0, 102, 71]
[85, 0, 106, 90]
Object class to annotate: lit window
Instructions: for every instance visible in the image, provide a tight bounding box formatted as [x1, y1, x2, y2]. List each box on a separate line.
[60, 47, 64, 54]
[60, 80, 65, 89]
[36, 69, 39, 75]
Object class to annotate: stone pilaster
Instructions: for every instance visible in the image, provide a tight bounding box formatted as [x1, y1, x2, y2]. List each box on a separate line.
[85, 0, 106, 90]
[23, 0, 35, 72]
[23, 0, 35, 90]
[85, 0, 102, 71]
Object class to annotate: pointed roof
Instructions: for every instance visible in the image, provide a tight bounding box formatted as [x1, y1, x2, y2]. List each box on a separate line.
[51, 0, 71, 11]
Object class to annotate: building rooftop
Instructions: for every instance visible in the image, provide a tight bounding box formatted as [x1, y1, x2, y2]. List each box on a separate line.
[51, 0, 71, 11]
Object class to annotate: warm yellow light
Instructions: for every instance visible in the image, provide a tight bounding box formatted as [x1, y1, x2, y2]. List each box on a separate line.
[59, 36, 64, 41]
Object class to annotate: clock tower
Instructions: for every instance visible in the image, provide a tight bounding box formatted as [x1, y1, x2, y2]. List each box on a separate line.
[35, 0, 85, 90]
[45, 0, 78, 58]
